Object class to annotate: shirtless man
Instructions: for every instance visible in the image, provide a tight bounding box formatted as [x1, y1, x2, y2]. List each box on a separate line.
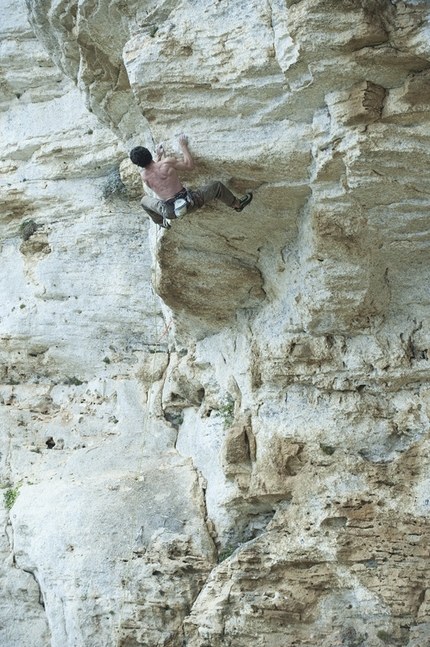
[129, 135, 253, 229]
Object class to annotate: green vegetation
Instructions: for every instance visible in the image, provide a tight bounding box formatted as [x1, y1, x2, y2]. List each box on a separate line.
[320, 443, 336, 455]
[19, 218, 38, 241]
[101, 167, 127, 201]
[103, 356, 111, 364]
[65, 376, 83, 386]
[150, 25, 158, 37]
[164, 412, 184, 429]
[3, 484, 21, 510]
[218, 544, 236, 563]
[375, 630, 408, 645]
[376, 630, 392, 644]
[216, 397, 235, 429]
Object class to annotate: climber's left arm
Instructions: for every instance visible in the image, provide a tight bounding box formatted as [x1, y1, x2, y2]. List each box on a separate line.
[172, 135, 195, 171]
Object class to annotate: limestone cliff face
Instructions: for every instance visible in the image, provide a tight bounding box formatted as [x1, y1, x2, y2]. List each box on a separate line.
[2, 1, 430, 646]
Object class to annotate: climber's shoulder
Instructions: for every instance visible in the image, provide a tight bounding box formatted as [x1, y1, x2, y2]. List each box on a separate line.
[161, 156, 181, 167]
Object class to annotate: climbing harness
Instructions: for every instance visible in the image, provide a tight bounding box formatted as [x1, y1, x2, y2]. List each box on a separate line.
[160, 187, 204, 227]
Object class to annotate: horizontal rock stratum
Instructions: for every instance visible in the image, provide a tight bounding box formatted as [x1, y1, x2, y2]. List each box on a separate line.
[2, 0, 430, 646]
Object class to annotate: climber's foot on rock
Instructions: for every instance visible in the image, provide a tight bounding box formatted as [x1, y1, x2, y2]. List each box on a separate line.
[234, 192, 253, 212]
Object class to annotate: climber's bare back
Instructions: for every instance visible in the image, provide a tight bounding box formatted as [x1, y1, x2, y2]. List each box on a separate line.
[141, 159, 184, 200]
[140, 134, 195, 200]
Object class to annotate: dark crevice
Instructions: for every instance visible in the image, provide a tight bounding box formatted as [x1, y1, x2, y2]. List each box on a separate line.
[22, 568, 45, 608]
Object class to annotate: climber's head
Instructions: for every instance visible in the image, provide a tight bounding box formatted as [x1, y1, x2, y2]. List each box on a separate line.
[129, 146, 153, 168]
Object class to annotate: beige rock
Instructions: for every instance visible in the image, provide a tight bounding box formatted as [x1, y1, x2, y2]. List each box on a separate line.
[328, 80, 387, 126]
[119, 156, 144, 199]
[3, 0, 430, 646]
[383, 69, 430, 123]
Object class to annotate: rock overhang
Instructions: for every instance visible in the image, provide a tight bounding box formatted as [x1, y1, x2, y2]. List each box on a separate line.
[24, 0, 430, 339]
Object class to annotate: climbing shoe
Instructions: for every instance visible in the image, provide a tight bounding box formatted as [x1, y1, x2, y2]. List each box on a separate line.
[234, 192, 253, 212]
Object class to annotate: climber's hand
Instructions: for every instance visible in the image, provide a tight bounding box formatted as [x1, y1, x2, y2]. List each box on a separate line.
[179, 134, 189, 149]
[154, 142, 164, 160]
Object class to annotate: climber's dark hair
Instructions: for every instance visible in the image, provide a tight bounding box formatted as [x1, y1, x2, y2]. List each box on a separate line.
[129, 146, 153, 168]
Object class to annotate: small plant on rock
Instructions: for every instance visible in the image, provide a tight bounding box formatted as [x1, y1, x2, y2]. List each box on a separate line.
[19, 219, 38, 241]
[216, 397, 235, 430]
[65, 376, 83, 386]
[3, 484, 21, 510]
[101, 168, 127, 201]
[218, 544, 237, 563]
[376, 630, 393, 644]
[320, 443, 336, 455]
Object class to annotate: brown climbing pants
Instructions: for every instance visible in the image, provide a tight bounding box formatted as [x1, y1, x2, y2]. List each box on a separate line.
[140, 181, 237, 226]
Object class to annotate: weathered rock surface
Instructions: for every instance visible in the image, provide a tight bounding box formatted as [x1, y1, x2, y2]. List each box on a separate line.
[2, 0, 430, 646]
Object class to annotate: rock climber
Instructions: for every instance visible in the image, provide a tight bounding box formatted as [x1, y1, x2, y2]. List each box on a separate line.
[129, 135, 253, 229]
